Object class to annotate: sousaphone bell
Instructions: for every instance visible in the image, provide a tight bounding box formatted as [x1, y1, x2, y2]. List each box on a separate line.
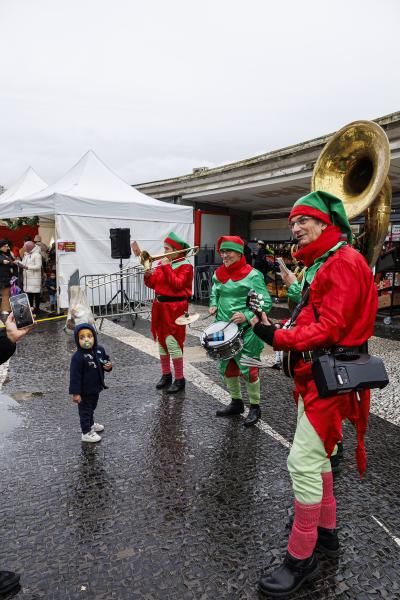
[311, 119, 392, 267]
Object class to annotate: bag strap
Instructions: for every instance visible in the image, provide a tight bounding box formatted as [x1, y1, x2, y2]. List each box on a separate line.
[312, 303, 319, 323]
[290, 282, 310, 325]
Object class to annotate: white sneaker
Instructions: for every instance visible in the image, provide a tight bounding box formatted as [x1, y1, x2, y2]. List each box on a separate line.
[92, 423, 104, 432]
[81, 431, 101, 442]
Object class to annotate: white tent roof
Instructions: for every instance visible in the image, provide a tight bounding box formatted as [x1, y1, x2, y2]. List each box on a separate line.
[0, 167, 47, 203]
[0, 151, 193, 224]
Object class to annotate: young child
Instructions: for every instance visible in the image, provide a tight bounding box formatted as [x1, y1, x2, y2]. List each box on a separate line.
[69, 323, 112, 442]
[45, 270, 57, 312]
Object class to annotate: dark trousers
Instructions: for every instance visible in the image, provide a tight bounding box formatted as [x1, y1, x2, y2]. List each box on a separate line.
[27, 292, 41, 311]
[78, 393, 99, 434]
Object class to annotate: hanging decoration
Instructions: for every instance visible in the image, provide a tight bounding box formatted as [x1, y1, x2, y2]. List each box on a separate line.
[4, 216, 40, 231]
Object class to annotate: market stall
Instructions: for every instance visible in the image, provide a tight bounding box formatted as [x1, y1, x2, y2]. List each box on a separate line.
[0, 167, 52, 247]
[0, 151, 194, 307]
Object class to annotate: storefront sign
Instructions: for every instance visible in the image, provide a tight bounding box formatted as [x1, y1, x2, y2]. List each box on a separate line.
[391, 223, 400, 241]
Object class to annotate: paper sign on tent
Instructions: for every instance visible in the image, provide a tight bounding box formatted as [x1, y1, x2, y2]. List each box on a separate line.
[131, 241, 141, 257]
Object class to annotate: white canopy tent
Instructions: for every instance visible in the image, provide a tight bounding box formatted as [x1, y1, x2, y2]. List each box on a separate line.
[0, 151, 194, 307]
[0, 166, 47, 203]
[0, 167, 54, 246]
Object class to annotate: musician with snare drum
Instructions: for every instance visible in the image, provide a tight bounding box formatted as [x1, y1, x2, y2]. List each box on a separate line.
[208, 236, 271, 426]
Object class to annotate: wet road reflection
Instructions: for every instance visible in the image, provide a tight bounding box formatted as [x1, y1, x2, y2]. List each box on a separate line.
[69, 444, 114, 537]
[0, 394, 22, 441]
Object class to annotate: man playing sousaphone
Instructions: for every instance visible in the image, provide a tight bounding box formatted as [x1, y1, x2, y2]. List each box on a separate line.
[251, 191, 377, 597]
[144, 232, 194, 394]
[209, 236, 271, 426]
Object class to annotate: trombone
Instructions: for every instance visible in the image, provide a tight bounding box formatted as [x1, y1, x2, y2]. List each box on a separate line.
[86, 246, 199, 289]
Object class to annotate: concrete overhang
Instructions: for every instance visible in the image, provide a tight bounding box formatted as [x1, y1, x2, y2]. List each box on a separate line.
[134, 112, 400, 213]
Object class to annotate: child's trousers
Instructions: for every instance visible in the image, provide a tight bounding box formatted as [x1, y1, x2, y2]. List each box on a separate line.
[78, 393, 99, 434]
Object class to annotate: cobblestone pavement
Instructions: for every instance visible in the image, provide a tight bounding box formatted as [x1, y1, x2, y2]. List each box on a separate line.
[1, 315, 400, 600]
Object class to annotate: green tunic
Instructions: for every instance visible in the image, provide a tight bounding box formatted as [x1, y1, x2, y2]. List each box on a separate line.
[209, 268, 272, 382]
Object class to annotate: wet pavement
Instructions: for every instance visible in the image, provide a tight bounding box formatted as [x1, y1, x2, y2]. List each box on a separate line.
[0, 316, 400, 600]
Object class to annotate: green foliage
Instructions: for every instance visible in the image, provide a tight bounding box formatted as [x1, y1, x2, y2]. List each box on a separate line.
[4, 216, 40, 230]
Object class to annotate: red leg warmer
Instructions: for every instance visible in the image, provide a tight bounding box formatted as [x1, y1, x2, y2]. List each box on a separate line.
[160, 355, 171, 375]
[288, 499, 322, 559]
[172, 357, 184, 379]
[318, 472, 336, 529]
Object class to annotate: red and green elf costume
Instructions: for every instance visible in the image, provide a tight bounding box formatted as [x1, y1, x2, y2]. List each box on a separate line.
[210, 236, 272, 407]
[257, 191, 377, 577]
[144, 231, 193, 381]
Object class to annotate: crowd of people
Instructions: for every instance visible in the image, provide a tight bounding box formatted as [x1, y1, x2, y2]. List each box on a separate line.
[0, 234, 57, 317]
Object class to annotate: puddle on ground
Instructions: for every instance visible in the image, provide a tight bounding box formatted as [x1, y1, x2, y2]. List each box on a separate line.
[11, 391, 43, 403]
[0, 393, 23, 438]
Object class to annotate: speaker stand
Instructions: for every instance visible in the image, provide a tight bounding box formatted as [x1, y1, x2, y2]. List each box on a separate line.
[103, 258, 136, 326]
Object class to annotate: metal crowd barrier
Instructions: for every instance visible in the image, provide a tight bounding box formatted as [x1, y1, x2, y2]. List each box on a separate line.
[193, 264, 219, 299]
[79, 270, 155, 328]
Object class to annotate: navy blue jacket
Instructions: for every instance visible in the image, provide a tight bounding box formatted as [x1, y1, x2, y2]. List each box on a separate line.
[69, 323, 111, 396]
[45, 276, 57, 293]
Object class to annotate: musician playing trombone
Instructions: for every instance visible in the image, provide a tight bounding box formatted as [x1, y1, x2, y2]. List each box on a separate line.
[144, 232, 194, 394]
[209, 236, 271, 426]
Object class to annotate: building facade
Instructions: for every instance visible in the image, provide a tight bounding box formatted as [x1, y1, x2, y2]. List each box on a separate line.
[133, 112, 400, 249]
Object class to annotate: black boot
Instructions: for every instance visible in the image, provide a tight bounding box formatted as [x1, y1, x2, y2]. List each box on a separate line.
[336, 441, 344, 459]
[156, 373, 172, 389]
[330, 454, 340, 473]
[167, 377, 185, 393]
[258, 551, 319, 597]
[0, 570, 21, 594]
[243, 404, 261, 426]
[216, 397, 244, 417]
[288, 515, 340, 558]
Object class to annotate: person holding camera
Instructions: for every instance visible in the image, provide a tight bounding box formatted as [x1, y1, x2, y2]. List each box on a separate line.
[0, 310, 36, 595]
[251, 191, 377, 598]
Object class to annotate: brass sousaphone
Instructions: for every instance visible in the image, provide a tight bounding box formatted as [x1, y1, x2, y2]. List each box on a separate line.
[283, 121, 392, 375]
[287, 120, 392, 312]
[311, 119, 392, 266]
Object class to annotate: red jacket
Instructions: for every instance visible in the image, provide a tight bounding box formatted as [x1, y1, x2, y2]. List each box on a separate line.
[144, 259, 193, 352]
[274, 246, 378, 477]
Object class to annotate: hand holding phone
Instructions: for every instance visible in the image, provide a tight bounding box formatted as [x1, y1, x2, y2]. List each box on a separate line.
[9, 293, 35, 330]
[277, 257, 290, 275]
[6, 311, 36, 342]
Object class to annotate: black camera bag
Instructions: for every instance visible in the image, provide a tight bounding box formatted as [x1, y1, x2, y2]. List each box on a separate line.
[310, 304, 389, 399]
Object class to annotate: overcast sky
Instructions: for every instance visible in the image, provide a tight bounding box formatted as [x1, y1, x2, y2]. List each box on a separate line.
[1, 0, 399, 189]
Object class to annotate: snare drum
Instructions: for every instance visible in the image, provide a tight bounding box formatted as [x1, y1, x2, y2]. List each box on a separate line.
[200, 321, 244, 360]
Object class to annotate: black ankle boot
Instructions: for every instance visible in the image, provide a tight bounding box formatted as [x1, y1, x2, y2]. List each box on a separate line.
[216, 398, 244, 417]
[167, 377, 185, 393]
[330, 454, 340, 473]
[258, 551, 319, 597]
[156, 373, 172, 389]
[0, 570, 21, 594]
[336, 441, 344, 459]
[243, 404, 261, 426]
[288, 515, 340, 558]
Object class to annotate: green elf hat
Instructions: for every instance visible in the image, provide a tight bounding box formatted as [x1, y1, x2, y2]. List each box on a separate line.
[217, 236, 244, 254]
[289, 190, 353, 246]
[164, 231, 190, 252]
